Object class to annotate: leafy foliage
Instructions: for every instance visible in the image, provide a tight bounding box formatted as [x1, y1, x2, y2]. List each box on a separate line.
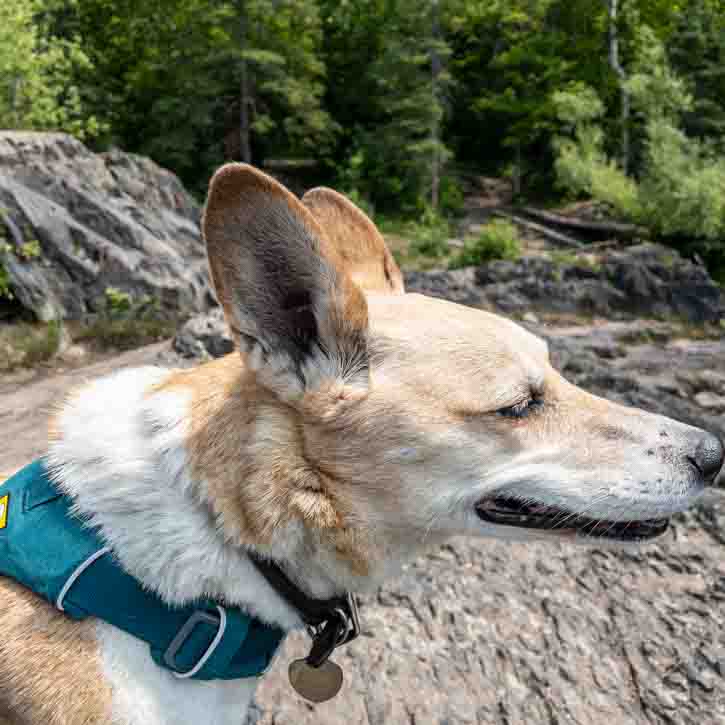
[0, 0, 101, 138]
[552, 28, 725, 270]
[449, 220, 521, 269]
[323, 0, 453, 213]
[42, 0, 333, 191]
[668, 0, 725, 145]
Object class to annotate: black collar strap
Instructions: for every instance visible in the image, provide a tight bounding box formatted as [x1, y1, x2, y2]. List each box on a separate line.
[248, 553, 360, 668]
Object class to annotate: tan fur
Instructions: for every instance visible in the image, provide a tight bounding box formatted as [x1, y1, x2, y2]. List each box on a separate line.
[302, 187, 404, 294]
[0, 578, 111, 724]
[152, 357, 370, 575]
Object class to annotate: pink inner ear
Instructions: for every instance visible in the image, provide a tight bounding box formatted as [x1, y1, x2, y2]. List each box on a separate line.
[202, 164, 370, 397]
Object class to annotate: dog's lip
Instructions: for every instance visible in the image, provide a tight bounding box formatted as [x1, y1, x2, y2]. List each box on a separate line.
[475, 496, 670, 542]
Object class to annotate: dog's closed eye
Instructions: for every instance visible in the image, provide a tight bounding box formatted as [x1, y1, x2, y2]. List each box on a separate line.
[497, 396, 544, 419]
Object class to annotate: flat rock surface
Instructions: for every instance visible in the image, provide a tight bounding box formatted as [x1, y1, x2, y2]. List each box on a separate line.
[251, 321, 725, 725]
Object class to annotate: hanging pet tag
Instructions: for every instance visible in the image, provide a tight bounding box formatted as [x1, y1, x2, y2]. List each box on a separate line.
[288, 657, 343, 703]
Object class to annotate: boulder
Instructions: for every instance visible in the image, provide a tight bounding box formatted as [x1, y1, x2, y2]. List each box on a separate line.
[173, 307, 233, 360]
[694, 391, 725, 412]
[0, 132, 213, 321]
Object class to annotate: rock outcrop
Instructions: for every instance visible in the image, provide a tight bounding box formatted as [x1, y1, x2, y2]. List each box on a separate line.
[174, 256, 725, 725]
[0, 132, 212, 321]
[407, 243, 725, 323]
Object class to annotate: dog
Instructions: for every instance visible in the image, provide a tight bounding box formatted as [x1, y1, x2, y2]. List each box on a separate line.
[0, 164, 721, 725]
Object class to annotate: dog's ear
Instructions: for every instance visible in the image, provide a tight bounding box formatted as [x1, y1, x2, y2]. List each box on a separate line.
[203, 164, 369, 402]
[302, 188, 404, 294]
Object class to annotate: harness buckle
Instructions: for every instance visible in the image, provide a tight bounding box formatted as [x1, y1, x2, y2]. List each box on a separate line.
[164, 606, 227, 678]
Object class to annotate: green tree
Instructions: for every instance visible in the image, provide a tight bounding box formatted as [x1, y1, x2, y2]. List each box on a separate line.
[323, 0, 453, 213]
[447, 0, 608, 193]
[59, 0, 333, 191]
[668, 0, 725, 146]
[0, 0, 100, 138]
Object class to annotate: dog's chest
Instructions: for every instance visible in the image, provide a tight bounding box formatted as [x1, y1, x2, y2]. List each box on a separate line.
[96, 622, 258, 725]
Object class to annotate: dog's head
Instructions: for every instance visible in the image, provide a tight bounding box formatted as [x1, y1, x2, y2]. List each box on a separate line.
[202, 164, 723, 586]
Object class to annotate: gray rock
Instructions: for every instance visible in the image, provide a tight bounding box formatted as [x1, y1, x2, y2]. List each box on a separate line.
[405, 244, 725, 323]
[173, 308, 233, 360]
[405, 267, 486, 308]
[0, 132, 212, 321]
[694, 391, 725, 411]
[254, 500, 725, 725]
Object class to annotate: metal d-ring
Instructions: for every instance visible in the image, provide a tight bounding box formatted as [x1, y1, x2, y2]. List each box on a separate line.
[332, 607, 352, 646]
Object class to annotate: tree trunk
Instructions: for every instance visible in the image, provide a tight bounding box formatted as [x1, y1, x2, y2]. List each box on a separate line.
[430, 0, 441, 212]
[240, 61, 252, 164]
[239, 2, 252, 164]
[521, 207, 643, 239]
[606, 0, 630, 173]
[11, 76, 21, 127]
[513, 142, 522, 197]
[492, 210, 585, 248]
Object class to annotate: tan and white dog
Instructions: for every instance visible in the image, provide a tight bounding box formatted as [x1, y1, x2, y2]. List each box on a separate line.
[0, 164, 722, 725]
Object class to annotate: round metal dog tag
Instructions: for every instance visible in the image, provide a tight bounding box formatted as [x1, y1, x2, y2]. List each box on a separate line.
[288, 658, 343, 703]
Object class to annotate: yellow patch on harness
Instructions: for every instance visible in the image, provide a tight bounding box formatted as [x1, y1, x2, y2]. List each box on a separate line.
[0, 494, 8, 529]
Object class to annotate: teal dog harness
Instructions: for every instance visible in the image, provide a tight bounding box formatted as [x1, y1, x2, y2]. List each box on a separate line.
[0, 460, 285, 680]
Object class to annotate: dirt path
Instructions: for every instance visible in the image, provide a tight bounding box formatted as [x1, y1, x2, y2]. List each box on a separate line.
[0, 342, 170, 478]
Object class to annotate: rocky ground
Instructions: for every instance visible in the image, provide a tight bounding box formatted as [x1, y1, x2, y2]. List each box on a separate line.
[407, 242, 724, 324]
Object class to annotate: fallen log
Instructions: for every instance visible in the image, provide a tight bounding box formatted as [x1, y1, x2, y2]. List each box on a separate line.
[521, 207, 642, 239]
[492, 210, 585, 248]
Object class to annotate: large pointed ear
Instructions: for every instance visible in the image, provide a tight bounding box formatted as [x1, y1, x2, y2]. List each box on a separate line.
[302, 188, 404, 294]
[203, 164, 370, 402]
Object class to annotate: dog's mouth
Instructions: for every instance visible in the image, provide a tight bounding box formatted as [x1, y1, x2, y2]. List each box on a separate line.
[475, 496, 669, 542]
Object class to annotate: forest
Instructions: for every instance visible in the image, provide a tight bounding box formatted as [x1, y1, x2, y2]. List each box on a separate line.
[2, 0, 724, 279]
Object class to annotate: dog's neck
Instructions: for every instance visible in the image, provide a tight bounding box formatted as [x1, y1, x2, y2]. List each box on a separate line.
[47, 359, 362, 632]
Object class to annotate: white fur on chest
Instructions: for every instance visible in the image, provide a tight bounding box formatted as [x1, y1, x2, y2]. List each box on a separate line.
[96, 622, 257, 725]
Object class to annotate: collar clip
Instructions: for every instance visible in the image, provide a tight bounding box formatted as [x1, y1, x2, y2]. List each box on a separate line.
[248, 554, 361, 667]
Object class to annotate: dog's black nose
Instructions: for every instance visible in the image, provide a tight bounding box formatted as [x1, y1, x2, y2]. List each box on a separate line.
[690, 432, 724, 485]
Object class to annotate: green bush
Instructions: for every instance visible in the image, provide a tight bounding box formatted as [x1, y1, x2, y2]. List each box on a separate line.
[449, 219, 521, 269]
[104, 287, 133, 318]
[75, 317, 176, 352]
[0, 0, 102, 139]
[0, 241, 13, 300]
[0, 319, 62, 371]
[0, 264, 11, 301]
[407, 208, 451, 259]
[77, 289, 173, 351]
[438, 176, 465, 217]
